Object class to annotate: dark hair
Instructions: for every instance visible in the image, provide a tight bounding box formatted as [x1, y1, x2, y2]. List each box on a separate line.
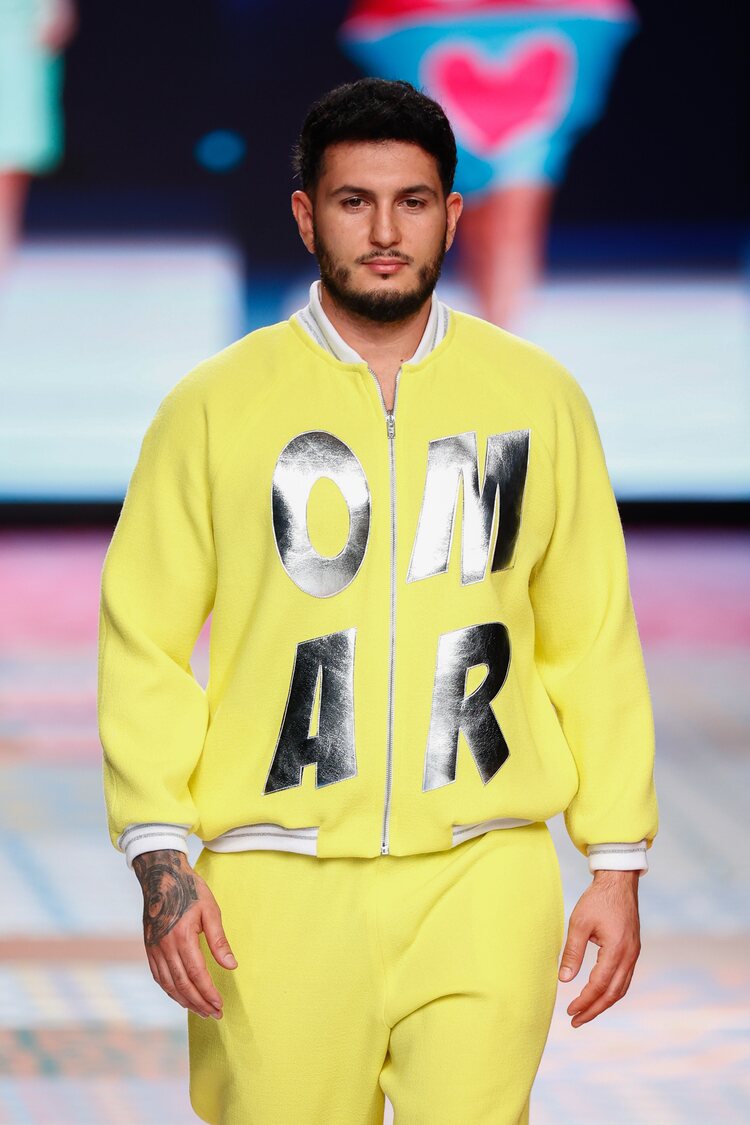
[291, 77, 457, 201]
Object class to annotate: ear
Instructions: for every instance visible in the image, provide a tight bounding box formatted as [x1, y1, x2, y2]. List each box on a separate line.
[444, 192, 463, 251]
[291, 190, 315, 254]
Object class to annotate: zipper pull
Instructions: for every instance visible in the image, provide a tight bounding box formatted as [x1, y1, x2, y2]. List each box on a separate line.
[387, 412, 395, 439]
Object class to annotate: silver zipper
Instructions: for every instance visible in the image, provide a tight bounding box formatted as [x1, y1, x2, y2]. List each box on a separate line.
[366, 363, 403, 855]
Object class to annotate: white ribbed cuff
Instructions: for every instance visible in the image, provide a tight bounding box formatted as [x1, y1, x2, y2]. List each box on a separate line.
[587, 840, 648, 875]
[118, 823, 191, 869]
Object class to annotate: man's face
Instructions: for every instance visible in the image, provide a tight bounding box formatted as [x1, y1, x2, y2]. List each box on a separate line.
[292, 140, 462, 324]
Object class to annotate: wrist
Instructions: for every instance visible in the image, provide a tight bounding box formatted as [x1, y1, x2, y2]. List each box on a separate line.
[132, 847, 192, 883]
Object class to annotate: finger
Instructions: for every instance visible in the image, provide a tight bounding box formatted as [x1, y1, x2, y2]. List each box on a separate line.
[566, 943, 619, 1016]
[149, 949, 192, 1013]
[568, 939, 637, 1022]
[146, 947, 175, 999]
[570, 963, 631, 1026]
[202, 903, 238, 970]
[164, 948, 223, 1019]
[177, 925, 226, 1010]
[607, 956, 637, 1012]
[558, 917, 591, 982]
[622, 959, 637, 995]
[570, 937, 640, 1018]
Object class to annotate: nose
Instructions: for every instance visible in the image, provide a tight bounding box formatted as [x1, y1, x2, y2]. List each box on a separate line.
[369, 203, 400, 250]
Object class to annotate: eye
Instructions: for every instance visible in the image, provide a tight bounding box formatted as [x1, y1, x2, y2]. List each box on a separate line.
[403, 198, 426, 209]
[343, 197, 366, 209]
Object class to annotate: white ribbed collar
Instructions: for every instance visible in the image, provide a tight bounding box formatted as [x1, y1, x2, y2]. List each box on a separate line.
[293, 279, 449, 365]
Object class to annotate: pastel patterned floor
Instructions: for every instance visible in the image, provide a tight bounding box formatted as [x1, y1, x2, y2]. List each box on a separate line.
[0, 528, 748, 1123]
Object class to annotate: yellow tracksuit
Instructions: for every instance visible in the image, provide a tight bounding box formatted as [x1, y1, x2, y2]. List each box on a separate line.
[98, 307, 658, 1122]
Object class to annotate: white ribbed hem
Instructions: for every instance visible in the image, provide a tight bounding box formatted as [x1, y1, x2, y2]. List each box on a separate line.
[451, 816, 536, 846]
[118, 823, 191, 869]
[587, 840, 648, 875]
[202, 823, 320, 856]
[201, 816, 537, 857]
[116, 821, 648, 871]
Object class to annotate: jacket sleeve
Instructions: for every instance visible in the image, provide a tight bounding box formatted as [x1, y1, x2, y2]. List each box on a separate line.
[97, 374, 217, 860]
[529, 372, 659, 860]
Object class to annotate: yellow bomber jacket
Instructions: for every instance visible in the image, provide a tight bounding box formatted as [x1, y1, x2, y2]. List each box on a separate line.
[98, 307, 659, 865]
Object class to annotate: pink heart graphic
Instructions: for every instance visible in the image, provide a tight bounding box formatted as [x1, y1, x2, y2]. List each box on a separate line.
[422, 35, 575, 156]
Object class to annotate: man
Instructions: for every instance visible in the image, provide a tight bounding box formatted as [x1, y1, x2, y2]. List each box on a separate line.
[98, 78, 658, 1124]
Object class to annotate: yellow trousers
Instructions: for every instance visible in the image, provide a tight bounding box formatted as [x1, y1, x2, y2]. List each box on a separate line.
[188, 821, 565, 1125]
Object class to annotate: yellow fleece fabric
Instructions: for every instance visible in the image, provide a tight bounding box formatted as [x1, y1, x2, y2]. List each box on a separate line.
[97, 308, 658, 860]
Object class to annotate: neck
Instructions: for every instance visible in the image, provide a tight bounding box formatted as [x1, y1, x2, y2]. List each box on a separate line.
[318, 280, 432, 367]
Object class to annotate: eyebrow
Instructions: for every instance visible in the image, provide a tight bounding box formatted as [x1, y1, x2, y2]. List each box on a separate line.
[329, 183, 439, 199]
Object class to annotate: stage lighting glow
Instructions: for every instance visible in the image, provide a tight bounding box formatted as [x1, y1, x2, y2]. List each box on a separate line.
[194, 129, 246, 172]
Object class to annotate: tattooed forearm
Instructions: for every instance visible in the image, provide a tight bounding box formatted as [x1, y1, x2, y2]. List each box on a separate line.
[132, 849, 199, 945]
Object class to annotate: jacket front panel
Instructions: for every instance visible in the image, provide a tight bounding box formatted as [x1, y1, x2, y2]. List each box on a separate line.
[389, 339, 580, 855]
[98, 309, 659, 864]
[192, 321, 395, 854]
[193, 311, 578, 857]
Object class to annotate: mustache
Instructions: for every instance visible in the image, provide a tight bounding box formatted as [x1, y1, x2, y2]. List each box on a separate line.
[358, 253, 412, 264]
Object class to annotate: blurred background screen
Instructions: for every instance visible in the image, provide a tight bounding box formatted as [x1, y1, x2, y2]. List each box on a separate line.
[0, 0, 745, 506]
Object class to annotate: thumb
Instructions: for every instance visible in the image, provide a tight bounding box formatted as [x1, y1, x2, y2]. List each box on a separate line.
[202, 903, 238, 969]
[558, 922, 588, 982]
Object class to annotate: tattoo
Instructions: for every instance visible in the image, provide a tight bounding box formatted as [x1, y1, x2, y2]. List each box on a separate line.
[133, 849, 198, 945]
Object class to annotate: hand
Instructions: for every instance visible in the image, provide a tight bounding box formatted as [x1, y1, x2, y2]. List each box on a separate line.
[558, 869, 641, 1027]
[132, 848, 238, 1020]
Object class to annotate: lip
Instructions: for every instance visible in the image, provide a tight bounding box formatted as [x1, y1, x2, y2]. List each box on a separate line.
[364, 260, 407, 274]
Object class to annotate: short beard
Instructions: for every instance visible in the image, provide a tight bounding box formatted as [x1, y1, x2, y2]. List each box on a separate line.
[312, 219, 447, 325]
